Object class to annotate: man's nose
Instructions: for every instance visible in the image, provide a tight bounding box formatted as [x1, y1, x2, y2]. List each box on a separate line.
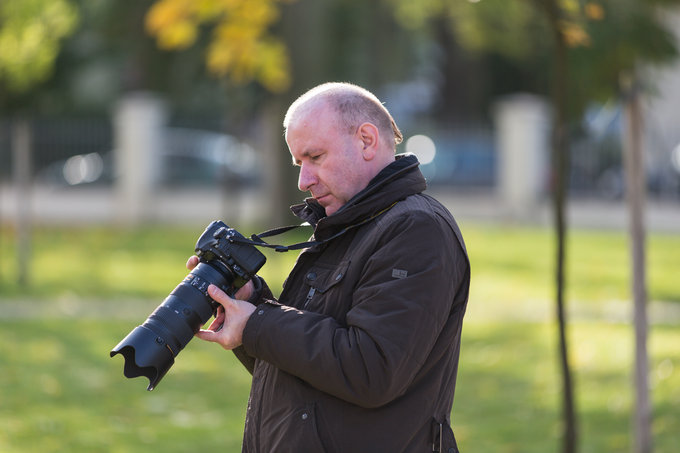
[298, 164, 316, 192]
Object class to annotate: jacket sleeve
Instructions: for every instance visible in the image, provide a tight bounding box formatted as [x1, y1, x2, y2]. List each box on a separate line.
[231, 275, 276, 374]
[241, 210, 469, 407]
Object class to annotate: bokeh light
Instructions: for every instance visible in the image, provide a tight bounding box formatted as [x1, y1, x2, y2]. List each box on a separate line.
[405, 134, 436, 165]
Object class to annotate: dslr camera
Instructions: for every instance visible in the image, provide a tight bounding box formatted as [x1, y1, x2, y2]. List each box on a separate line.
[110, 220, 266, 390]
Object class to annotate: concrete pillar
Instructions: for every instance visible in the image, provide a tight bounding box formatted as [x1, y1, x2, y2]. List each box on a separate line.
[113, 92, 167, 225]
[493, 93, 551, 219]
[12, 118, 32, 285]
[642, 9, 680, 195]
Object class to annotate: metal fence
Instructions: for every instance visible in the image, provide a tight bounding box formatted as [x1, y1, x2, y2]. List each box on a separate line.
[570, 127, 680, 201]
[0, 117, 113, 183]
[1, 116, 679, 201]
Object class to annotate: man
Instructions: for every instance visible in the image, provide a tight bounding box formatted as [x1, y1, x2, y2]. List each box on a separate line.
[190, 82, 470, 452]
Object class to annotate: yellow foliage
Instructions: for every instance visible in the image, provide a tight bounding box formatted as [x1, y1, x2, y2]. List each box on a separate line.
[257, 39, 290, 93]
[559, 0, 580, 15]
[146, 0, 196, 49]
[146, 0, 189, 33]
[194, 0, 226, 21]
[145, 0, 292, 92]
[559, 20, 591, 47]
[585, 2, 605, 21]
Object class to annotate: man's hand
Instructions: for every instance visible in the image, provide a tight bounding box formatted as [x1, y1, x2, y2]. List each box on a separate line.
[195, 284, 256, 350]
[186, 255, 257, 349]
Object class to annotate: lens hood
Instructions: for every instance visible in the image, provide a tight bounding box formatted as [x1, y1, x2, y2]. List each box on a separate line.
[110, 325, 175, 391]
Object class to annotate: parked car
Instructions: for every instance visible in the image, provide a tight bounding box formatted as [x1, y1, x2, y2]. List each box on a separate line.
[159, 128, 259, 187]
[37, 127, 260, 188]
[415, 131, 496, 188]
[38, 151, 112, 187]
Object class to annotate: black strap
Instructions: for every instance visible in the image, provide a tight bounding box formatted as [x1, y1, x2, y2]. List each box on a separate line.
[248, 224, 316, 252]
[231, 201, 399, 253]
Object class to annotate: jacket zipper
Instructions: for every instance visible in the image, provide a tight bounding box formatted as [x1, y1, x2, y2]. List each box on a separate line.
[303, 287, 316, 309]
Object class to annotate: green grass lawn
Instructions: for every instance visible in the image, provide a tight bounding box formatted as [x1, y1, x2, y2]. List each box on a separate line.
[0, 319, 251, 453]
[1, 221, 678, 304]
[0, 223, 679, 452]
[1, 319, 678, 453]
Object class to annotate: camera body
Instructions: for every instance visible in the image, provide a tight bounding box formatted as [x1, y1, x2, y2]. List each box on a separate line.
[110, 221, 266, 390]
[194, 220, 268, 298]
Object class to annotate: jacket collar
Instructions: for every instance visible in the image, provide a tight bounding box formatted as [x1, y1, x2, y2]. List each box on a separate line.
[291, 154, 426, 237]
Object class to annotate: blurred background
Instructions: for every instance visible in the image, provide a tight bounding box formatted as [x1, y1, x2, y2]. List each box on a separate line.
[0, 0, 679, 452]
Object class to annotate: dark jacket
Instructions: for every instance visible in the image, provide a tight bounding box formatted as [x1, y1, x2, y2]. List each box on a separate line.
[237, 154, 470, 452]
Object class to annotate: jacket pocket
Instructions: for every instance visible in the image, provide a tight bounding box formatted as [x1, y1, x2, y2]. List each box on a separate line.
[301, 260, 350, 311]
[263, 403, 328, 453]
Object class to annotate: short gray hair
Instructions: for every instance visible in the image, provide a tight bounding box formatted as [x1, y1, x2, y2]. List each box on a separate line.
[284, 82, 403, 148]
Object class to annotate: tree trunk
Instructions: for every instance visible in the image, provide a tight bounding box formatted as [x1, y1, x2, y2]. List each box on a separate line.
[552, 36, 578, 453]
[538, 1, 578, 451]
[621, 71, 652, 453]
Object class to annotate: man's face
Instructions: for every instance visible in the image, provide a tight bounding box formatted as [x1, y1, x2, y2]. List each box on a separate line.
[286, 104, 370, 216]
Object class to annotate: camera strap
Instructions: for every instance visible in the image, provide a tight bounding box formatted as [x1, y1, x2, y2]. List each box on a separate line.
[232, 201, 399, 253]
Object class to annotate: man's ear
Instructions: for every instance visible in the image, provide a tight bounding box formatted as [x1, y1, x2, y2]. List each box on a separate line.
[357, 122, 380, 160]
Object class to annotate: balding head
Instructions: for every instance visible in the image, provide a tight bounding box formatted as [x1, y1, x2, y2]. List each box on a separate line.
[284, 82, 403, 153]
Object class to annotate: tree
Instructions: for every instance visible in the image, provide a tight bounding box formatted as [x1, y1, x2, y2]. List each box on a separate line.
[620, 70, 652, 453]
[0, 0, 79, 285]
[505, 3, 677, 452]
[0, 0, 79, 95]
[534, 4, 579, 451]
[145, 0, 293, 94]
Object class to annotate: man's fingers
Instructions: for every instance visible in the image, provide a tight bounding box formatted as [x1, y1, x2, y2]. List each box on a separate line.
[196, 329, 217, 342]
[205, 307, 225, 331]
[197, 307, 224, 341]
[208, 284, 235, 310]
[233, 280, 254, 301]
[186, 255, 199, 270]
[196, 284, 253, 350]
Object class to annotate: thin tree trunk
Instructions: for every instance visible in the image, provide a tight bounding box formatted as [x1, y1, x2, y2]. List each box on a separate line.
[553, 36, 577, 453]
[537, 1, 578, 451]
[621, 71, 652, 453]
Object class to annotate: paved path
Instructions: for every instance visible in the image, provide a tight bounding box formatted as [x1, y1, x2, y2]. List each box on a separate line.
[2, 296, 679, 325]
[1, 184, 679, 232]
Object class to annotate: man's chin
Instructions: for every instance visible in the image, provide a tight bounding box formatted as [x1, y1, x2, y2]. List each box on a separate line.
[323, 203, 340, 216]
[315, 196, 337, 215]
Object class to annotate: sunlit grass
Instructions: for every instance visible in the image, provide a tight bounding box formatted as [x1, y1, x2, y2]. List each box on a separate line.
[0, 319, 250, 453]
[0, 223, 679, 452]
[453, 322, 680, 453]
[0, 319, 678, 452]
[1, 223, 678, 304]
[0, 224, 308, 300]
[460, 223, 680, 308]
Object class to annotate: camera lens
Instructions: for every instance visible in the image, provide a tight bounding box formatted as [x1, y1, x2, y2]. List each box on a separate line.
[111, 220, 266, 391]
[110, 262, 233, 390]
